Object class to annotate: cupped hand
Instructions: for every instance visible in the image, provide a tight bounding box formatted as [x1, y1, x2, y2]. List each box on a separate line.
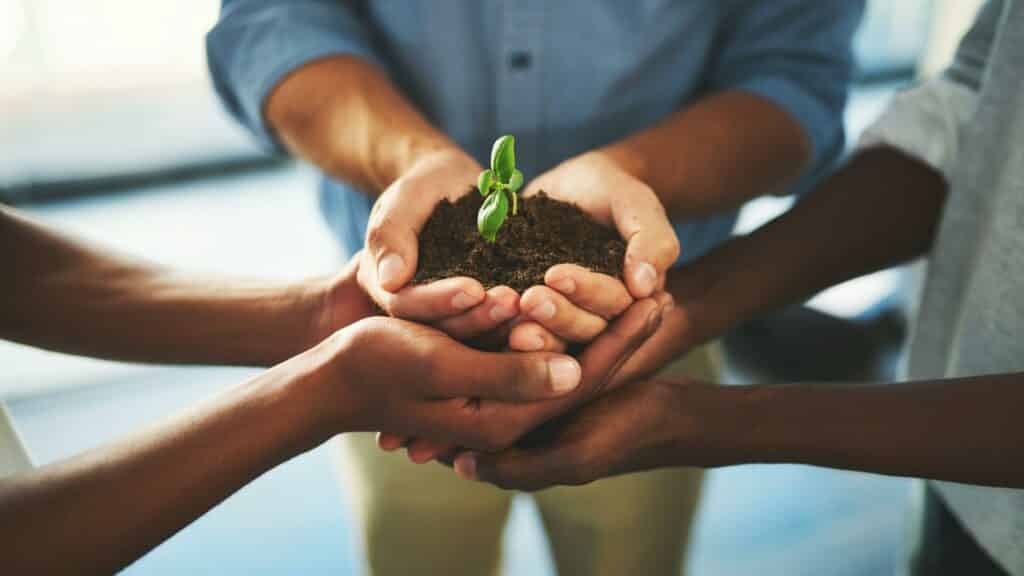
[524, 151, 680, 299]
[505, 151, 679, 353]
[379, 293, 673, 463]
[359, 148, 521, 340]
[311, 316, 586, 451]
[452, 377, 734, 491]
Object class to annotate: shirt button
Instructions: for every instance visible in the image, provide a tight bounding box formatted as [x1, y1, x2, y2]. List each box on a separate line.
[507, 51, 532, 71]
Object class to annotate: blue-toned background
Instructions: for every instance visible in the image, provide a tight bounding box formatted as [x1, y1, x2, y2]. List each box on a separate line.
[0, 1, 983, 573]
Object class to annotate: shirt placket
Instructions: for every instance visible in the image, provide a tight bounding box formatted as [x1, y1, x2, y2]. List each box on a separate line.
[498, 1, 544, 176]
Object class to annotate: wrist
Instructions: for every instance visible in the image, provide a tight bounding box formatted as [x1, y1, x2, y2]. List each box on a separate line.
[660, 380, 776, 467]
[666, 236, 757, 348]
[280, 329, 359, 446]
[389, 136, 460, 183]
[596, 142, 650, 186]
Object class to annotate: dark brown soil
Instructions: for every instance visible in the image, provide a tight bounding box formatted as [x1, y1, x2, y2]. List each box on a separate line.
[414, 190, 625, 292]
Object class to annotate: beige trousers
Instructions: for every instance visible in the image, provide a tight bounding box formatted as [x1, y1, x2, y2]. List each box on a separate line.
[332, 345, 719, 576]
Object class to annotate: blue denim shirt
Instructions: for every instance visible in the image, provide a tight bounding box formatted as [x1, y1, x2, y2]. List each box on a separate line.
[209, 0, 863, 261]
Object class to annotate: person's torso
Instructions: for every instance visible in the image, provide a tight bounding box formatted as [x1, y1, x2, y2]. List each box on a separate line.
[908, 1, 1024, 572]
[323, 0, 747, 260]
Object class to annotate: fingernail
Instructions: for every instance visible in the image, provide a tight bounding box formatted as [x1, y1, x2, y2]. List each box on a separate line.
[548, 357, 581, 393]
[631, 261, 657, 297]
[530, 300, 557, 321]
[489, 305, 516, 322]
[551, 277, 576, 294]
[451, 291, 479, 310]
[455, 453, 478, 481]
[661, 301, 675, 320]
[377, 254, 405, 289]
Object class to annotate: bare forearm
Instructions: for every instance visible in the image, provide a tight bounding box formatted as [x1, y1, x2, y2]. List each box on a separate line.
[1, 207, 324, 366]
[671, 146, 948, 347]
[0, 355, 331, 575]
[265, 56, 453, 194]
[602, 91, 811, 217]
[724, 373, 1024, 487]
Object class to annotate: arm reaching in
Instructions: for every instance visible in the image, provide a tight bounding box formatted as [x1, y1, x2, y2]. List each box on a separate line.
[610, 146, 948, 385]
[458, 372, 1024, 491]
[0, 314, 590, 575]
[0, 206, 373, 366]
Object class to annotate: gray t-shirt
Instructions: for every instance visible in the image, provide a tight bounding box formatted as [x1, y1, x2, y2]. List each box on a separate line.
[863, 1, 1024, 572]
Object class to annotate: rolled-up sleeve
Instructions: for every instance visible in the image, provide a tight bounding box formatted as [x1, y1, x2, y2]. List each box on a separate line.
[707, 0, 866, 189]
[856, 0, 998, 181]
[856, 79, 978, 182]
[207, 0, 385, 151]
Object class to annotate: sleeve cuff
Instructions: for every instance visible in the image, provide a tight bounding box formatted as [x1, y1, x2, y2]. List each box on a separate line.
[207, 3, 386, 152]
[856, 78, 979, 182]
[730, 74, 847, 181]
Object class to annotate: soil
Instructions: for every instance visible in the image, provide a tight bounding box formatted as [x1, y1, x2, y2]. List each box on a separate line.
[414, 190, 625, 292]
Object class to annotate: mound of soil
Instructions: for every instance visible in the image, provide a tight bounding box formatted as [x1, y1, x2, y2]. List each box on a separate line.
[413, 190, 625, 292]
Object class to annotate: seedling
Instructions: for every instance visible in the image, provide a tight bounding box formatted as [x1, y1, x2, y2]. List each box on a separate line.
[477, 135, 524, 242]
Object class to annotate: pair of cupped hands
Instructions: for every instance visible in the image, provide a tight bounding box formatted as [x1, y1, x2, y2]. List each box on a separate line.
[329, 146, 686, 490]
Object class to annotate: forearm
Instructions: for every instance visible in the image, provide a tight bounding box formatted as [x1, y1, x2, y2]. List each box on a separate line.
[670, 146, 948, 347]
[602, 90, 812, 217]
[723, 373, 1024, 487]
[1, 207, 325, 366]
[265, 56, 453, 194]
[0, 353, 331, 575]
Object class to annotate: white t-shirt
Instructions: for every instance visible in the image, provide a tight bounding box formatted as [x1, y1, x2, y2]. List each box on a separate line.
[0, 402, 33, 478]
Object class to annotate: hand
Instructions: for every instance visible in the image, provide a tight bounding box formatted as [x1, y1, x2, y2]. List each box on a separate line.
[453, 377, 735, 491]
[507, 151, 679, 352]
[358, 147, 522, 340]
[305, 315, 591, 451]
[303, 252, 381, 346]
[378, 294, 673, 462]
[608, 303, 694, 387]
[525, 151, 680, 299]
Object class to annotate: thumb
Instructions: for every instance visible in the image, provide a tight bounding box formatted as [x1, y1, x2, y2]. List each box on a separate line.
[432, 347, 583, 403]
[365, 191, 424, 293]
[611, 189, 679, 298]
[454, 446, 572, 491]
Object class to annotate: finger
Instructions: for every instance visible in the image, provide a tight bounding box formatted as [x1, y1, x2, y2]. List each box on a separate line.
[574, 296, 665, 397]
[377, 432, 408, 452]
[544, 264, 633, 320]
[365, 187, 431, 292]
[520, 286, 607, 342]
[651, 291, 675, 313]
[436, 286, 519, 340]
[358, 250, 485, 319]
[508, 321, 567, 353]
[429, 348, 582, 402]
[382, 277, 487, 321]
[455, 448, 572, 492]
[610, 190, 680, 298]
[467, 297, 667, 436]
[405, 438, 458, 464]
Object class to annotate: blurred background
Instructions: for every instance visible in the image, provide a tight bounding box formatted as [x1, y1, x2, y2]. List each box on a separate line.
[0, 1, 986, 574]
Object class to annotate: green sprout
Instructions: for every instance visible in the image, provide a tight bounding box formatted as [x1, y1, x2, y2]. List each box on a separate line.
[477, 135, 524, 242]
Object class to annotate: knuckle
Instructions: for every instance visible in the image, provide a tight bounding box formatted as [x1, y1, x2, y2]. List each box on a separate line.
[507, 362, 534, 399]
[365, 221, 387, 248]
[658, 233, 681, 263]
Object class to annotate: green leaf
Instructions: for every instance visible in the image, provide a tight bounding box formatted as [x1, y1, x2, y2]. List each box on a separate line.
[490, 135, 516, 183]
[477, 186, 509, 242]
[477, 169, 494, 196]
[508, 169, 523, 192]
